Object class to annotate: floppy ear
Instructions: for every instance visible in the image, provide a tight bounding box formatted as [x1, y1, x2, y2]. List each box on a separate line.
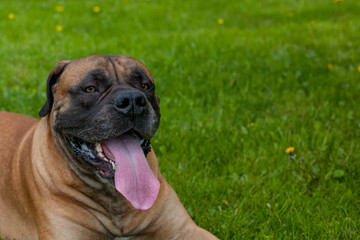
[39, 60, 71, 117]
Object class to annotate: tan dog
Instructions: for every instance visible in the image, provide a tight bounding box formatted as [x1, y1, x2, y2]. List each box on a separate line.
[0, 55, 218, 240]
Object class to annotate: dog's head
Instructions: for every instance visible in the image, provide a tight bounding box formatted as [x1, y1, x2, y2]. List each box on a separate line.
[39, 55, 161, 210]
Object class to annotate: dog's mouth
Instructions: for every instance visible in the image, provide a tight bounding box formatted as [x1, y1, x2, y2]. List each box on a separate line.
[64, 130, 160, 210]
[65, 131, 151, 178]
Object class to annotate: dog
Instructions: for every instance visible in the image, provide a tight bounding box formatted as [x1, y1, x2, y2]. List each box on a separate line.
[0, 55, 218, 239]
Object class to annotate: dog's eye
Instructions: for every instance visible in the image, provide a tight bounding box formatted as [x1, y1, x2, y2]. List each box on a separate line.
[141, 83, 149, 90]
[84, 86, 97, 93]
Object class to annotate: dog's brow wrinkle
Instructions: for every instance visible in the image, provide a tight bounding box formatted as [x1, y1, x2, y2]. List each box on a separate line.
[133, 67, 144, 77]
[108, 58, 120, 84]
[79, 70, 107, 86]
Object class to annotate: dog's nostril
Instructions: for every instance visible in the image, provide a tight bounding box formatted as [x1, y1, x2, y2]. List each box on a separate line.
[135, 96, 146, 107]
[114, 91, 146, 115]
[116, 97, 130, 109]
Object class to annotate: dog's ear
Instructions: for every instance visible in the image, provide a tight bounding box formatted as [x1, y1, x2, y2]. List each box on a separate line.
[39, 60, 70, 117]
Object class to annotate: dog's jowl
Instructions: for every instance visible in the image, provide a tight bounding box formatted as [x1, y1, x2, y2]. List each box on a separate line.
[0, 55, 218, 240]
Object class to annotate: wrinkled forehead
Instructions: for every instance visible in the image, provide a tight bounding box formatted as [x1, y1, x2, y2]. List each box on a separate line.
[59, 55, 154, 87]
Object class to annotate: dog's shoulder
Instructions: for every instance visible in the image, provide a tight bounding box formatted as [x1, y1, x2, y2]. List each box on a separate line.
[0, 111, 38, 143]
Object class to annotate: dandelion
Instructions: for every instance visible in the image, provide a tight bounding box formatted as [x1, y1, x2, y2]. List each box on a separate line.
[357, 65, 360, 72]
[8, 13, 15, 20]
[328, 63, 333, 70]
[309, 20, 316, 26]
[55, 5, 64, 13]
[217, 18, 224, 25]
[56, 25, 63, 32]
[93, 6, 101, 13]
[285, 147, 295, 154]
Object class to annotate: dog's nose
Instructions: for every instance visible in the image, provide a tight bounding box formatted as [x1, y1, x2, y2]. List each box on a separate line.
[114, 91, 146, 116]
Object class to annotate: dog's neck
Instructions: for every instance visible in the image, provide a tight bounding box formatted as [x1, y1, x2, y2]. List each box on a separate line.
[32, 118, 172, 237]
[27, 117, 215, 239]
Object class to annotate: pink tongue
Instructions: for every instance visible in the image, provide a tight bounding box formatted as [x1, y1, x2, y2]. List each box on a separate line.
[105, 134, 160, 210]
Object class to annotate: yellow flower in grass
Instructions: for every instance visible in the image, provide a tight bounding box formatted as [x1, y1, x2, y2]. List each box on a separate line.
[55, 5, 64, 13]
[8, 13, 15, 20]
[56, 25, 63, 32]
[357, 65, 360, 72]
[250, 122, 256, 127]
[285, 147, 295, 154]
[328, 63, 333, 70]
[93, 6, 101, 13]
[217, 18, 224, 25]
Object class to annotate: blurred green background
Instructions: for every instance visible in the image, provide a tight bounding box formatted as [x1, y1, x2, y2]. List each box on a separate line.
[1, 0, 360, 239]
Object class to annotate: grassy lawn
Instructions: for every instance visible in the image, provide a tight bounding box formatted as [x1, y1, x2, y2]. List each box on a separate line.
[1, 0, 360, 239]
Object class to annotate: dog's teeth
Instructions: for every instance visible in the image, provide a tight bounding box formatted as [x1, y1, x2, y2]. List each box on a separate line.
[98, 152, 105, 159]
[95, 143, 103, 153]
[111, 161, 116, 170]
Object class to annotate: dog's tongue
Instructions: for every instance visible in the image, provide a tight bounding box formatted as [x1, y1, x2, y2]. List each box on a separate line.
[105, 134, 160, 210]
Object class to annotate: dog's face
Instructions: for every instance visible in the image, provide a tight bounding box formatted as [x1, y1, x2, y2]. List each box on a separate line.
[39, 55, 161, 210]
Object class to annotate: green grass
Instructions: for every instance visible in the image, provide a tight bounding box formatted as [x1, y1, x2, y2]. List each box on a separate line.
[1, 0, 360, 239]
